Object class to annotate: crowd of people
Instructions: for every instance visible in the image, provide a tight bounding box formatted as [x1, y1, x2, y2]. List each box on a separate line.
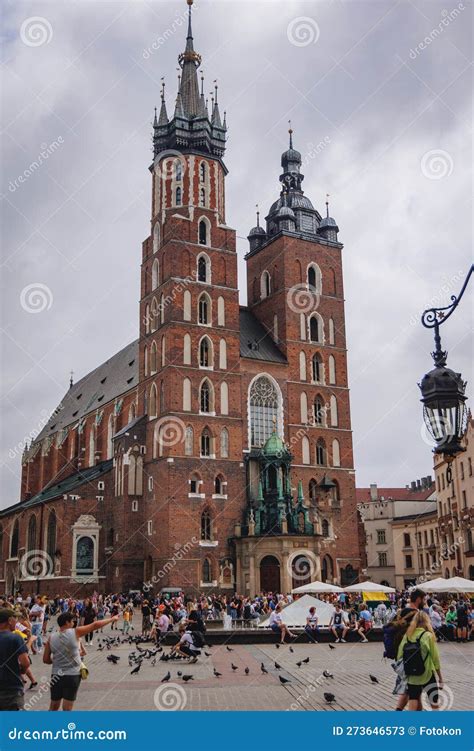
[0, 587, 472, 712]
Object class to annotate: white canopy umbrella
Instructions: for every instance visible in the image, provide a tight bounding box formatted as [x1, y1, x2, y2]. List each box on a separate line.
[419, 576, 474, 593]
[258, 594, 335, 628]
[411, 577, 449, 592]
[292, 581, 343, 594]
[343, 580, 396, 593]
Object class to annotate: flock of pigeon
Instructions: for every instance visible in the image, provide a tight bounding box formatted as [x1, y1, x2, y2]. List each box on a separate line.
[95, 634, 380, 705]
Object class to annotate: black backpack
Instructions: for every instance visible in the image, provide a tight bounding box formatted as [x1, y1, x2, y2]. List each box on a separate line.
[190, 630, 205, 649]
[402, 632, 427, 676]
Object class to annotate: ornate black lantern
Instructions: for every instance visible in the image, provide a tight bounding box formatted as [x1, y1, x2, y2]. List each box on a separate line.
[419, 363, 467, 456]
[419, 265, 472, 457]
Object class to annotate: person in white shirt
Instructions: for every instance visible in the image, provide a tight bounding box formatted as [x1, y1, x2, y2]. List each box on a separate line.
[29, 597, 45, 653]
[172, 624, 200, 663]
[269, 603, 296, 644]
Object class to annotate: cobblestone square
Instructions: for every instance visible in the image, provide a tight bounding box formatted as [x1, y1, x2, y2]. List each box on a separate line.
[25, 630, 473, 712]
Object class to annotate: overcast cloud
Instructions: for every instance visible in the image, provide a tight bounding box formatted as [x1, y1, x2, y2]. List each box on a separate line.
[1, 0, 472, 509]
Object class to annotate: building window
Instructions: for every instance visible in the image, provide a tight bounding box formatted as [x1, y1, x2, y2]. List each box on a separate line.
[200, 380, 213, 413]
[316, 439, 326, 466]
[322, 519, 329, 537]
[46, 511, 57, 563]
[10, 519, 19, 558]
[27, 515, 37, 552]
[202, 558, 212, 583]
[199, 187, 206, 207]
[309, 314, 324, 343]
[220, 428, 229, 458]
[153, 223, 160, 253]
[404, 533, 411, 547]
[151, 258, 159, 290]
[249, 375, 281, 448]
[132, 500, 138, 511]
[378, 552, 387, 567]
[199, 337, 212, 368]
[200, 162, 206, 182]
[175, 160, 183, 181]
[199, 219, 208, 246]
[462, 490, 467, 508]
[307, 263, 322, 294]
[200, 430, 211, 457]
[468, 457, 472, 476]
[460, 462, 464, 479]
[175, 186, 182, 206]
[147, 521, 153, 536]
[376, 529, 386, 544]
[198, 293, 211, 325]
[197, 254, 210, 283]
[215, 475, 224, 495]
[201, 510, 212, 541]
[314, 396, 325, 425]
[312, 353, 323, 383]
[405, 554, 413, 569]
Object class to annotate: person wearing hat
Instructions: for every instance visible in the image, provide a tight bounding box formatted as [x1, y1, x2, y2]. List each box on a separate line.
[0, 608, 30, 710]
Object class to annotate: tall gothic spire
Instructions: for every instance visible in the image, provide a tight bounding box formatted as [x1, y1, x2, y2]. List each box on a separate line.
[178, 0, 202, 117]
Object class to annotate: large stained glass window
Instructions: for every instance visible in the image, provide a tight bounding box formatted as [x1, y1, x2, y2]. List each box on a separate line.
[249, 376, 281, 448]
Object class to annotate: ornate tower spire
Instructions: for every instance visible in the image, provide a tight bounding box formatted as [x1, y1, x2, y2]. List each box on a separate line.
[178, 0, 202, 117]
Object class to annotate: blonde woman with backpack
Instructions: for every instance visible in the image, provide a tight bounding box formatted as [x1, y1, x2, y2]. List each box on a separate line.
[397, 610, 443, 711]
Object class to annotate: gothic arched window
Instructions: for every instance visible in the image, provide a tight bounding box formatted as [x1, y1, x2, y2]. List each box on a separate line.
[322, 519, 330, 537]
[312, 353, 323, 382]
[200, 429, 211, 457]
[197, 254, 210, 283]
[199, 337, 212, 368]
[200, 162, 207, 183]
[249, 375, 281, 448]
[175, 186, 182, 206]
[152, 258, 159, 290]
[199, 219, 208, 245]
[46, 511, 57, 561]
[200, 380, 213, 413]
[200, 187, 206, 207]
[175, 160, 183, 181]
[314, 396, 325, 425]
[27, 515, 36, 552]
[202, 557, 212, 583]
[10, 519, 19, 558]
[260, 270, 271, 299]
[198, 293, 211, 325]
[201, 510, 212, 541]
[316, 439, 326, 466]
[307, 263, 322, 294]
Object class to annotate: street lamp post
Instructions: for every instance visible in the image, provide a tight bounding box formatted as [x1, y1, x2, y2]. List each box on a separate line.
[419, 264, 473, 473]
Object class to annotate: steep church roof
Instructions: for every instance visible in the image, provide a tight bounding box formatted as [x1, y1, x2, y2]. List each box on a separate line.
[34, 340, 138, 444]
[239, 308, 286, 363]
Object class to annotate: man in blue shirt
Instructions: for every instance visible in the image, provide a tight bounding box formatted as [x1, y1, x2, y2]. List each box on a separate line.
[0, 608, 30, 710]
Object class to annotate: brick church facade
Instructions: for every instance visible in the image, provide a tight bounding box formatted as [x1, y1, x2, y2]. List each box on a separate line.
[1, 2, 361, 598]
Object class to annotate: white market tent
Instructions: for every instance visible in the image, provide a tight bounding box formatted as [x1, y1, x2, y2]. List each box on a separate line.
[411, 577, 449, 592]
[258, 594, 335, 628]
[417, 576, 474, 593]
[292, 581, 343, 594]
[343, 580, 396, 593]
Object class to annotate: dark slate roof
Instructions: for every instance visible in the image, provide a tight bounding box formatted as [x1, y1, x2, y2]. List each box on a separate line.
[34, 340, 139, 444]
[239, 308, 286, 364]
[0, 460, 113, 518]
[113, 415, 145, 440]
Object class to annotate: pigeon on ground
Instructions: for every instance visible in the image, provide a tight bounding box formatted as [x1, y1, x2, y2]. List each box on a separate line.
[107, 655, 120, 664]
[296, 661, 302, 667]
[289, 646, 294, 653]
[274, 662, 282, 670]
[324, 692, 336, 703]
[302, 657, 310, 664]
[161, 671, 171, 683]
[275, 643, 280, 649]
[226, 646, 234, 652]
[182, 675, 194, 682]
[260, 663, 268, 674]
[177, 671, 182, 677]
[213, 669, 222, 677]
[279, 676, 291, 684]
[231, 663, 238, 671]
[323, 670, 334, 679]
[204, 652, 212, 657]
[151, 658, 156, 666]
[369, 675, 379, 684]
[245, 667, 249, 675]
[130, 663, 141, 675]
[328, 644, 336, 650]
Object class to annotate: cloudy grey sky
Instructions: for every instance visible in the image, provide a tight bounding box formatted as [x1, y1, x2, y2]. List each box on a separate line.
[1, 0, 472, 509]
